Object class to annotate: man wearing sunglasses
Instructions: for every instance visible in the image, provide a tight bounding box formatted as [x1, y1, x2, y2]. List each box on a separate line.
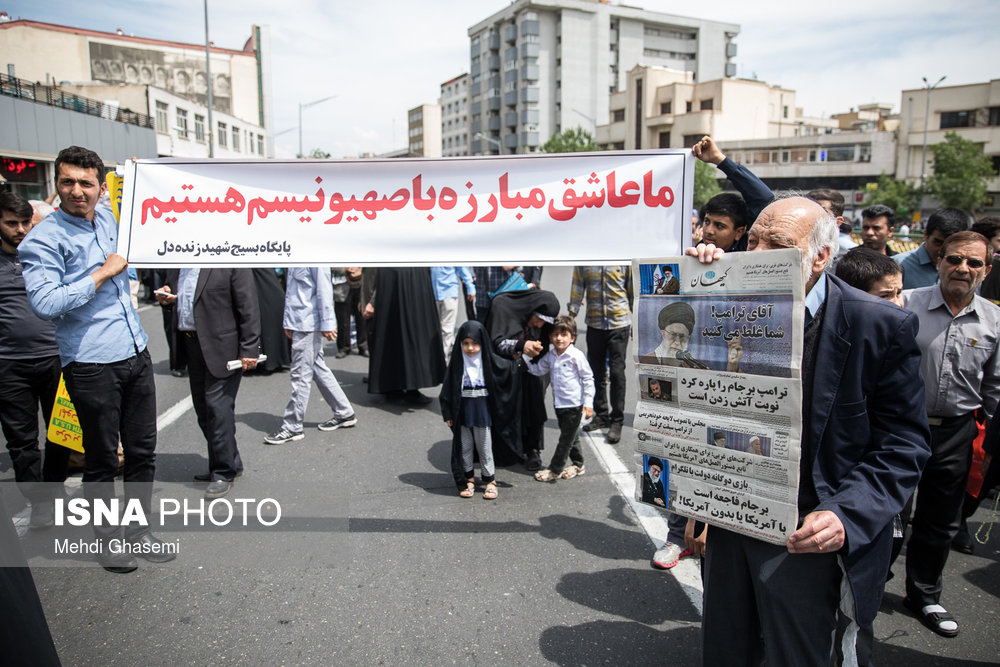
[902, 230, 1000, 638]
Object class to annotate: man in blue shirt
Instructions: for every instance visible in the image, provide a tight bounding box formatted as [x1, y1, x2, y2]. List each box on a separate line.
[429, 266, 476, 356]
[18, 146, 171, 573]
[894, 208, 972, 289]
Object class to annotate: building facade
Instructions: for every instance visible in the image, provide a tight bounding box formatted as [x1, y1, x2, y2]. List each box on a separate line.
[0, 18, 273, 172]
[467, 0, 738, 155]
[408, 103, 442, 158]
[441, 74, 470, 157]
[896, 79, 1000, 201]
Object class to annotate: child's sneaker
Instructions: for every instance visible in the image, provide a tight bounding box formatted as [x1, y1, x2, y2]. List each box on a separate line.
[534, 469, 558, 482]
[560, 464, 585, 479]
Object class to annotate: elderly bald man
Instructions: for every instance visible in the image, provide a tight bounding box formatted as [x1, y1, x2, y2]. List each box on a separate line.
[687, 196, 930, 666]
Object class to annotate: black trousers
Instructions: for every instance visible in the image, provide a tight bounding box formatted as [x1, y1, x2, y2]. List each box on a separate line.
[585, 326, 629, 425]
[63, 349, 157, 538]
[0, 356, 69, 500]
[905, 413, 977, 606]
[183, 334, 244, 481]
[334, 285, 367, 353]
[547, 407, 583, 474]
[702, 526, 842, 667]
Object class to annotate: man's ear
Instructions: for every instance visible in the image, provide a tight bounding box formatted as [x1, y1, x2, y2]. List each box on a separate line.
[812, 246, 832, 275]
[734, 226, 747, 241]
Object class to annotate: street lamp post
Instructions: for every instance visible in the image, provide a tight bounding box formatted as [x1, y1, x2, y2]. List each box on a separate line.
[299, 95, 337, 158]
[203, 0, 214, 157]
[920, 75, 946, 189]
[474, 131, 501, 154]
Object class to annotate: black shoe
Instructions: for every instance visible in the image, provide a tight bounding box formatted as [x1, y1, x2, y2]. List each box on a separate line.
[952, 520, 974, 554]
[29, 500, 55, 529]
[335, 350, 348, 359]
[606, 422, 623, 444]
[97, 547, 138, 574]
[205, 479, 233, 499]
[358, 348, 369, 358]
[126, 532, 177, 563]
[194, 470, 242, 482]
[583, 416, 609, 432]
[526, 449, 542, 472]
[170, 369, 187, 378]
[404, 389, 433, 405]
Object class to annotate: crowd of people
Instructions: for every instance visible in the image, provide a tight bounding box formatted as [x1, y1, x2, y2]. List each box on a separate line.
[1, 139, 998, 665]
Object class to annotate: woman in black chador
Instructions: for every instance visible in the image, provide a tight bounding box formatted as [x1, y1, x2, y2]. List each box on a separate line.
[486, 289, 560, 471]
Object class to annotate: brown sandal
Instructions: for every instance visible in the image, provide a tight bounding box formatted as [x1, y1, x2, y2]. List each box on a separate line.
[459, 480, 475, 498]
[483, 482, 498, 500]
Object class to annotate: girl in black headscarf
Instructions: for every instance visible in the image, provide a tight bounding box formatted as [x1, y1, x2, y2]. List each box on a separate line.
[440, 320, 520, 497]
[486, 289, 560, 471]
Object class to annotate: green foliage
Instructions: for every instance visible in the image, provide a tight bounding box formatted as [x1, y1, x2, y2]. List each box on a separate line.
[305, 148, 331, 159]
[926, 131, 993, 212]
[541, 127, 597, 153]
[693, 160, 722, 210]
[863, 173, 922, 219]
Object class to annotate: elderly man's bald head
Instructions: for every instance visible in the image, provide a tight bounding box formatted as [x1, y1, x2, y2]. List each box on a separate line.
[747, 196, 839, 291]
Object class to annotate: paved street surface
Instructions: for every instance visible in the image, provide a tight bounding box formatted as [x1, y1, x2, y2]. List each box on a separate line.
[2, 267, 998, 665]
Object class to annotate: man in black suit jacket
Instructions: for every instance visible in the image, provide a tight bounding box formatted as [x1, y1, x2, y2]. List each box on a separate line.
[687, 197, 931, 665]
[157, 269, 261, 498]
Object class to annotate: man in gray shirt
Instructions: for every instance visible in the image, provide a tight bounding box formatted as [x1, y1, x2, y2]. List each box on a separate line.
[902, 230, 1000, 638]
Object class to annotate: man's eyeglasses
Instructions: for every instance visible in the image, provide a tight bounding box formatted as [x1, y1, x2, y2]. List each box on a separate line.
[943, 255, 986, 269]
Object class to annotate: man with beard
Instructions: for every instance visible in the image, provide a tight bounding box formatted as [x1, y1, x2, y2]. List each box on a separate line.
[641, 457, 666, 507]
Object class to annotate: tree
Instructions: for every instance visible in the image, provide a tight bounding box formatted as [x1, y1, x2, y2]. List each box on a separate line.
[863, 172, 922, 219]
[541, 127, 596, 153]
[305, 148, 331, 159]
[926, 131, 994, 213]
[693, 160, 722, 210]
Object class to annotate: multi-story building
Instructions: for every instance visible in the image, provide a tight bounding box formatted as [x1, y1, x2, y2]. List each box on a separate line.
[896, 78, 1000, 203]
[0, 17, 273, 172]
[467, 0, 738, 155]
[441, 74, 470, 157]
[408, 103, 442, 158]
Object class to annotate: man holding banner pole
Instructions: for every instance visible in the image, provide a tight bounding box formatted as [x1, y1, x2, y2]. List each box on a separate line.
[18, 146, 172, 573]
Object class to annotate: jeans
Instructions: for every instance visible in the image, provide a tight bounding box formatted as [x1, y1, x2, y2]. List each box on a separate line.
[547, 407, 584, 475]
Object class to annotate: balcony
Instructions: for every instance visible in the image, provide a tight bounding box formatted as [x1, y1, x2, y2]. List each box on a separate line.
[488, 33, 500, 50]
[488, 98, 501, 111]
[504, 112, 518, 127]
[521, 131, 539, 147]
[504, 91, 518, 107]
[521, 64, 539, 81]
[488, 115, 501, 131]
[0, 73, 153, 129]
[521, 108, 539, 124]
[520, 42, 540, 58]
[520, 20, 540, 36]
[504, 133, 518, 149]
[504, 25, 517, 43]
[521, 87, 540, 103]
[488, 55, 500, 71]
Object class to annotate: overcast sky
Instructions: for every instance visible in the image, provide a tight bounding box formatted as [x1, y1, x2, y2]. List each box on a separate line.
[5, 1, 999, 157]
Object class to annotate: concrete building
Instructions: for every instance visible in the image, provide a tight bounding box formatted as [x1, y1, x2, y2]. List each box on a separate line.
[408, 103, 442, 158]
[441, 73, 470, 157]
[896, 79, 1000, 203]
[467, 0, 738, 155]
[0, 17, 273, 171]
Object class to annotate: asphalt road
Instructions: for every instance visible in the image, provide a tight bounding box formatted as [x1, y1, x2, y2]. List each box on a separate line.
[3, 267, 998, 665]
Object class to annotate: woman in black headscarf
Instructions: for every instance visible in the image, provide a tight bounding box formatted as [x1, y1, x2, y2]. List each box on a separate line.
[440, 320, 520, 491]
[487, 289, 560, 471]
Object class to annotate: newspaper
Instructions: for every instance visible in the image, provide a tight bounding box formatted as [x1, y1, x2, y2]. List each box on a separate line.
[632, 249, 805, 544]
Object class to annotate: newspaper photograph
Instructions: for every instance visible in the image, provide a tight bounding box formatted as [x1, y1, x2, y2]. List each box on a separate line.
[632, 249, 805, 544]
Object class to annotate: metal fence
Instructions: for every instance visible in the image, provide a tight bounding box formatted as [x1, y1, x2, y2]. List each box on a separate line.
[0, 73, 154, 130]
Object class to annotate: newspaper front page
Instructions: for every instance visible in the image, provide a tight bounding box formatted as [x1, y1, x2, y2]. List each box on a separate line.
[632, 249, 805, 544]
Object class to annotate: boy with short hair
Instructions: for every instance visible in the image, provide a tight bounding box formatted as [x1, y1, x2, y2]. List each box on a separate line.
[524, 315, 595, 482]
[834, 246, 904, 306]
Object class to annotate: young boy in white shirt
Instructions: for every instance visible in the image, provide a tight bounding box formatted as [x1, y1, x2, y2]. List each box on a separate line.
[524, 315, 595, 481]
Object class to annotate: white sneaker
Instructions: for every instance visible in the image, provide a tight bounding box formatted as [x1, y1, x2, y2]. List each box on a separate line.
[264, 428, 304, 445]
[652, 542, 682, 570]
[318, 413, 358, 431]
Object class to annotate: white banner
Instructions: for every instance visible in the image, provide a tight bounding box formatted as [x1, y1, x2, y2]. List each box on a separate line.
[117, 151, 692, 267]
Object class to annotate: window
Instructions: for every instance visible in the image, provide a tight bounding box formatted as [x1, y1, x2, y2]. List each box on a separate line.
[194, 114, 205, 142]
[700, 98, 714, 111]
[612, 109, 625, 122]
[658, 131, 671, 148]
[783, 105, 789, 119]
[990, 107, 1000, 127]
[155, 101, 169, 134]
[232, 126, 240, 152]
[218, 122, 227, 148]
[176, 108, 188, 139]
[940, 110, 972, 129]
[685, 101, 692, 113]
[825, 144, 855, 162]
[257, 134, 264, 156]
[682, 134, 701, 148]
[660, 101, 671, 115]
